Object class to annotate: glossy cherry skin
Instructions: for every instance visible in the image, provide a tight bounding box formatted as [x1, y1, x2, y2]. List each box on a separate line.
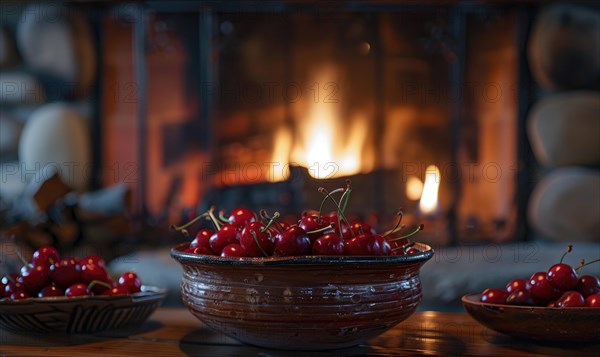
[118, 272, 142, 293]
[81, 263, 112, 294]
[557, 291, 585, 307]
[585, 294, 600, 308]
[506, 279, 528, 294]
[273, 226, 312, 256]
[81, 255, 107, 269]
[221, 243, 246, 257]
[505, 289, 537, 306]
[49, 257, 81, 288]
[576, 275, 600, 297]
[312, 233, 344, 255]
[5, 281, 26, 296]
[184, 246, 213, 255]
[10, 291, 30, 300]
[66, 283, 92, 297]
[32, 246, 60, 267]
[528, 272, 562, 301]
[228, 208, 257, 228]
[209, 224, 240, 255]
[189, 228, 215, 250]
[17, 264, 51, 294]
[38, 284, 65, 298]
[298, 215, 332, 243]
[480, 288, 508, 304]
[547, 300, 559, 307]
[547, 263, 578, 291]
[102, 286, 130, 296]
[240, 222, 275, 257]
[340, 220, 376, 240]
[404, 247, 419, 255]
[344, 234, 391, 256]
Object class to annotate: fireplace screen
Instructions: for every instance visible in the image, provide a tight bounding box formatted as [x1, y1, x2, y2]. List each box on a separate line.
[102, 4, 527, 245]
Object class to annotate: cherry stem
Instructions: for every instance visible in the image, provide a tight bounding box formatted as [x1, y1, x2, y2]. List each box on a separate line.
[559, 244, 573, 264]
[207, 206, 222, 230]
[575, 258, 600, 272]
[306, 224, 334, 235]
[260, 210, 285, 232]
[170, 213, 210, 236]
[387, 224, 424, 242]
[249, 230, 269, 257]
[88, 280, 112, 290]
[218, 210, 230, 224]
[382, 210, 404, 237]
[339, 180, 352, 215]
[318, 187, 354, 238]
[317, 187, 345, 223]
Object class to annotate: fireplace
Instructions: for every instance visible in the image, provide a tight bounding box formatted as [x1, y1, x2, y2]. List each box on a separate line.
[101, 2, 536, 246]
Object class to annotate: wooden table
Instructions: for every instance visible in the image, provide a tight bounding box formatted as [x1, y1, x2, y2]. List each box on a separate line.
[1, 308, 596, 356]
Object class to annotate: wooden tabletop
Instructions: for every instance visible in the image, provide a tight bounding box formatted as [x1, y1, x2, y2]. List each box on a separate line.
[0, 308, 596, 356]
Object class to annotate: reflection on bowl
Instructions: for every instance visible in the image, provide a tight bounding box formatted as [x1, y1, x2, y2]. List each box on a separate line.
[171, 243, 433, 350]
[0, 286, 166, 334]
[462, 293, 600, 342]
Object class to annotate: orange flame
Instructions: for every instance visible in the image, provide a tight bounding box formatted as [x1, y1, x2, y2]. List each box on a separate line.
[419, 165, 440, 215]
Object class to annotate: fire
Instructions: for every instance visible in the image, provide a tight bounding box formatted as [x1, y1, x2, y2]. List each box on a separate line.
[419, 165, 440, 215]
[406, 176, 424, 201]
[270, 65, 373, 181]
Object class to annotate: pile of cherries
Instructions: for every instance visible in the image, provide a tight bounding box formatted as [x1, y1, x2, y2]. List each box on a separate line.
[173, 182, 423, 258]
[480, 245, 599, 308]
[1, 245, 142, 301]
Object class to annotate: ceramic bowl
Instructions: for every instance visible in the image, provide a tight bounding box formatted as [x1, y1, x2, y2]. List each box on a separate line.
[462, 293, 600, 342]
[0, 286, 166, 334]
[171, 243, 433, 350]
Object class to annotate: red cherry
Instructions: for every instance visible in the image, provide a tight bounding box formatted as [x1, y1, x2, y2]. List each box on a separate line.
[209, 224, 240, 255]
[340, 220, 376, 240]
[585, 294, 600, 308]
[81, 255, 107, 269]
[576, 275, 600, 297]
[527, 272, 562, 301]
[506, 279, 528, 294]
[65, 283, 92, 297]
[240, 222, 275, 257]
[101, 286, 130, 296]
[5, 281, 25, 296]
[344, 234, 391, 256]
[49, 257, 81, 288]
[547, 263, 578, 291]
[556, 291, 585, 307]
[10, 291, 30, 300]
[32, 246, 60, 267]
[505, 289, 537, 306]
[312, 233, 344, 255]
[298, 215, 332, 243]
[118, 272, 142, 293]
[273, 226, 312, 256]
[81, 263, 112, 294]
[17, 264, 50, 294]
[404, 247, 419, 255]
[184, 246, 213, 255]
[228, 208, 257, 227]
[0, 281, 6, 299]
[221, 243, 246, 257]
[38, 284, 65, 298]
[547, 300, 559, 307]
[189, 228, 214, 250]
[480, 288, 508, 304]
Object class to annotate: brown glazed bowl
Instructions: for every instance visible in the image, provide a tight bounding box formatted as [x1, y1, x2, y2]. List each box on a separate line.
[462, 293, 600, 342]
[170, 242, 433, 350]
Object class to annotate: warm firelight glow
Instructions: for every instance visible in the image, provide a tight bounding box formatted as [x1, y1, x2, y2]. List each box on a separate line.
[419, 165, 440, 215]
[267, 126, 292, 182]
[406, 176, 424, 201]
[269, 65, 373, 181]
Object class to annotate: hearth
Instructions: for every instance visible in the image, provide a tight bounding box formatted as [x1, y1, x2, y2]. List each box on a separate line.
[100, 2, 539, 245]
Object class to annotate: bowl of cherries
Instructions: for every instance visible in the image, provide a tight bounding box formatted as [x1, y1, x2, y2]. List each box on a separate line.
[462, 245, 600, 342]
[0, 246, 166, 334]
[170, 183, 433, 350]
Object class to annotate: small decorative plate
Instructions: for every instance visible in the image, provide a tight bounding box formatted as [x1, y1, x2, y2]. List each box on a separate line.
[0, 286, 166, 334]
[462, 293, 600, 342]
